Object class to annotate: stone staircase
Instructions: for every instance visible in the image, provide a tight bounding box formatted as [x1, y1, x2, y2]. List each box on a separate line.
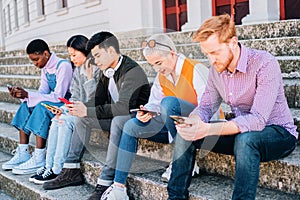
[0, 19, 299, 200]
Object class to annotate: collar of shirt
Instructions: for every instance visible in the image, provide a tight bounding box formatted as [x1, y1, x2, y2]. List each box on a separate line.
[235, 43, 248, 74]
[113, 55, 123, 72]
[221, 43, 248, 76]
[43, 52, 58, 73]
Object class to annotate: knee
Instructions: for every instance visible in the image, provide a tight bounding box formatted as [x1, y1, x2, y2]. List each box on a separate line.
[161, 96, 178, 109]
[122, 118, 140, 137]
[74, 116, 87, 126]
[234, 133, 258, 156]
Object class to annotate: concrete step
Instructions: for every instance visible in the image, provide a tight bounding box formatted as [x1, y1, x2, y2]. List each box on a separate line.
[0, 53, 68, 65]
[0, 36, 299, 66]
[0, 134, 299, 200]
[0, 64, 40, 76]
[0, 122, 299, 198]
[0, 75, 41, 90]
[116, 19, 300, 49]
[121, 37, 300, 62]
[0, 151, 93, 200]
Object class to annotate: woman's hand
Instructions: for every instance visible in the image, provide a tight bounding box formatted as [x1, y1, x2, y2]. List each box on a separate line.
[66, 101, 87, 117]
[136, 105, 153, 123]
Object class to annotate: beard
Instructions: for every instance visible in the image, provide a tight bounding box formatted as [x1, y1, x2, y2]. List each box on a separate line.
[213, 50, 234, 73]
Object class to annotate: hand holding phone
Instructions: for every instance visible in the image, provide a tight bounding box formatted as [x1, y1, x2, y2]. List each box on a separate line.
[170, 115, 192, 127]
[130, 108, 160, 116]
[41, 103, 62, 114]
[58, 97, 73, 104]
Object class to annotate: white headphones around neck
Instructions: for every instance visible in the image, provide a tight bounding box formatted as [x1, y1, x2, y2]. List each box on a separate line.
[104, 68, 115, 78]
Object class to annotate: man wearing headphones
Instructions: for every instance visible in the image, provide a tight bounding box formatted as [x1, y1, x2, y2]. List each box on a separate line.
[42, 31, 151, 190]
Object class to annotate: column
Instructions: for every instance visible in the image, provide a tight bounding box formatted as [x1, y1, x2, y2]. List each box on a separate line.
[0, 0, 5, 50]
[242, 0, 280, 24]
[181, 0, 212, 31]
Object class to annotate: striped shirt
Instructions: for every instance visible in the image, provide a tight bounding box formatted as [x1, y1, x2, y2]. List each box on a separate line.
[192, 43, 298, 139]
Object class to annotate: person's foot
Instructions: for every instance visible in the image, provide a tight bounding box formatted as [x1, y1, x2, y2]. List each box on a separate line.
[42, 168, 84, 190]
[161, 162, 200, 183]
[12, 151, 45, 175]
[87, 184, 109, 200]
[33, 169, 58, 184]
[29, 166, 46, 182]
[101, 185, 129, 200]
[2, 147, 30, 170]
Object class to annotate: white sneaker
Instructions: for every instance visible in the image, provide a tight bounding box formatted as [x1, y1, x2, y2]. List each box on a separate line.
[12, 151, 45, 175]
[101, 185, 129, 200]
[2, 147, 30, 170]
[161, 162, 200, 183]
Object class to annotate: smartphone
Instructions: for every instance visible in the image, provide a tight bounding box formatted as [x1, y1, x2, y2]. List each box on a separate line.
[58, 97, 73, 104]
[129, 108, 160, 116]
[41, 103, 61, 113]
[169, 115, 187, 124]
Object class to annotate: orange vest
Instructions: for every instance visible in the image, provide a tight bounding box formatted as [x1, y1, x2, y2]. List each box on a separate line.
[159, 58, 225, 120]
[159, 58, 199, 106]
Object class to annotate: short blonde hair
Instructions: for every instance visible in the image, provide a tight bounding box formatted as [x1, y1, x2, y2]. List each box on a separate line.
[142, 34, 177, 58]
[193, 14, 236, 43]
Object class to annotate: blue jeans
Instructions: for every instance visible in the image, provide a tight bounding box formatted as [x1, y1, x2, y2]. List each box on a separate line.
[114, 97, 196, 185]
[46, 113, 75, 174]
[167, 125, 297, 200]
[11, 101, 63, 139]
[65, 116, 112, 164]
[98, 114, 134, 186]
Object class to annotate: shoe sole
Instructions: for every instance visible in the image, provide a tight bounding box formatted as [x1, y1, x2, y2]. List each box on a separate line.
[12, 168, 40, 175]
[29, 177, 36, 182]
[34, 179, 50, 185]
[43, 180, 84, 190]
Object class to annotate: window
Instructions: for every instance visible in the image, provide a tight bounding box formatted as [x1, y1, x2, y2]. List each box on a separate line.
[58, 0, 68, 9]
[23, 0, 30, 24]
[13, 0, 19, 29]
[7, 4, 12, 33]
[3, 9, 7, 36]
[37, 0, 45, 16]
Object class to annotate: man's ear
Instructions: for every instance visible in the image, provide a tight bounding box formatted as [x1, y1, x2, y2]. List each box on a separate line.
[229, 36, 238, 49]
[107, 46, 116, 54]
[43, 51, 50, 59]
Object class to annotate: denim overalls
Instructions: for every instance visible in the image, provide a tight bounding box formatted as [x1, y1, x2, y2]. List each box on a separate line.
[11, 60, 71, 139]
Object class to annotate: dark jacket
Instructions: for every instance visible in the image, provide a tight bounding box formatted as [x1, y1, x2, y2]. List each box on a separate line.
[86, 55, 150, 119]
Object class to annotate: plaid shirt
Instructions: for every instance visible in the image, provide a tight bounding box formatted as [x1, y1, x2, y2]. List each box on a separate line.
[192, 43, 298, 139]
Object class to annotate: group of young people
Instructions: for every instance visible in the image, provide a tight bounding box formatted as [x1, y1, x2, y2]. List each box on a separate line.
[2, 14, 298, 200]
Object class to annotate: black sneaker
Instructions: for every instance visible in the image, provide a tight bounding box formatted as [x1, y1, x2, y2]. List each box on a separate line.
[29, 166, 46, 182]
[87, 184, 109, 200]
[33, 169, 58, 185]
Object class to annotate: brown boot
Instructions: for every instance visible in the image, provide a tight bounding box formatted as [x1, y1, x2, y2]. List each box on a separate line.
[43, 168, 84, 190]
